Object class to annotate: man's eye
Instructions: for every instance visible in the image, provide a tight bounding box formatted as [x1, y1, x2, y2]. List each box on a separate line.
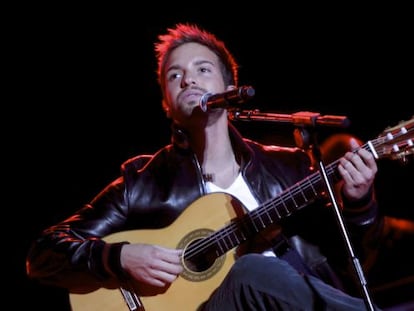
[168, 73, 181, 81]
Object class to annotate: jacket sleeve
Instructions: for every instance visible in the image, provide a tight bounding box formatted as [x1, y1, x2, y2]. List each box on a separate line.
[320, 133, 383, 267]
[26, 177, 132, 293]
[340, 185, 382, 268]
[26, 154, 156, 292]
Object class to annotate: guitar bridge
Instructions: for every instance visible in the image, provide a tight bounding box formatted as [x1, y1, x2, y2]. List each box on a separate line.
[120, 286, 145, 311]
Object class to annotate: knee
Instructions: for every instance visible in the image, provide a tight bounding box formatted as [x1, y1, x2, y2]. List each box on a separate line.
[230, 254, 294, 281]
[227, 254, 315, 305]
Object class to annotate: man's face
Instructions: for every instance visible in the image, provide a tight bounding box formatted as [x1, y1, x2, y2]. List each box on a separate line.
[162, 42, 227, 127]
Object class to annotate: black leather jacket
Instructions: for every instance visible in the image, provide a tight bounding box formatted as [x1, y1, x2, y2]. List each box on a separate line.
[26, 124, 380, 294]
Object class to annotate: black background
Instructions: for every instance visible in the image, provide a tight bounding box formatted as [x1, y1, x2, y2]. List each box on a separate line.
[10, 4, 413, 309]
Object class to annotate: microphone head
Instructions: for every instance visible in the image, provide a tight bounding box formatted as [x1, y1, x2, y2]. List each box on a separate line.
[198, 85, 256, 112]
[199, 92, 213, 112]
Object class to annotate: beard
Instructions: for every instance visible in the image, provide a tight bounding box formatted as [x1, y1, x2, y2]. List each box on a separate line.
[172, 101, 226, 130]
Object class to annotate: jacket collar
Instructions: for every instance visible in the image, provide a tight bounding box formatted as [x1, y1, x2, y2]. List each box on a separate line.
[171, 121, 254, 167]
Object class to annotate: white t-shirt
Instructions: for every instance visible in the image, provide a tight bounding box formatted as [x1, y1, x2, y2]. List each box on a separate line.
[205, 172, 258, 211]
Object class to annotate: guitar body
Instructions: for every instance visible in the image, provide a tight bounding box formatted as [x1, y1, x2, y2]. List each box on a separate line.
[70, 192, 243, 311]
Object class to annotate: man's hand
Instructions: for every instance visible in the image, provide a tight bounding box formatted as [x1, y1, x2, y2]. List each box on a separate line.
[338, 138, 378, 201]
[120, 243, 183, 291]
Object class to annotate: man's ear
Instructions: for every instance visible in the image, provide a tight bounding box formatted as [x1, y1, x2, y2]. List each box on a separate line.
[162, 99, 171, 118]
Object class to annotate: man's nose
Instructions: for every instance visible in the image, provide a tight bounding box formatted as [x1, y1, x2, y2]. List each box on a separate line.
[181, 72, 196, 87]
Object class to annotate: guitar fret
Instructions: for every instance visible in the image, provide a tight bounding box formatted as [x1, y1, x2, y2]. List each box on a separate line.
[266, 207, 282, 222]
[304, 175, 318, 196]
[288, 189, 298, 208]
[215, 234, 230, 255]
[222, 236, 231, 251]
[236, 227, 247, 242]
[264, 208, 274, 224]
[279, 192, 294, 217]
[367, 140, 378, 159]
[216, 228, 245, 256]
[250, 214, 260, 232]
[280, 197, 289, 215]
[257, 213, 266, 228]
[215, 238, 225, 256]
[240, 215, 256, 236]
[226, 232, 239, 249]
[230, 230, 242, 245]
[299, 180, 311, 201]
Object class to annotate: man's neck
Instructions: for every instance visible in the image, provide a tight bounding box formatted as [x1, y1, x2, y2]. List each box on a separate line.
[190, 117, 234, 165]
[192, 120, 240, 188]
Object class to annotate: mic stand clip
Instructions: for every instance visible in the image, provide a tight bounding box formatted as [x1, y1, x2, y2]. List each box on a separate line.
[229, 110, 350, 128]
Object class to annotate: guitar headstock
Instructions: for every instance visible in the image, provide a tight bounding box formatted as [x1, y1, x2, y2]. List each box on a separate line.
[371, 116, 414, 164]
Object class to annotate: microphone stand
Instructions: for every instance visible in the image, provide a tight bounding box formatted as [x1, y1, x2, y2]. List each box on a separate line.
[230, 110, 375, 311]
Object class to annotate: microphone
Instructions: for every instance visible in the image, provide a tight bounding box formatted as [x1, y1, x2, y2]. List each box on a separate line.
[199, 85, 255, 112]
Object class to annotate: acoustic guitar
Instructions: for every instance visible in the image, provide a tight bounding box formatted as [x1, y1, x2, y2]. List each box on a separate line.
[70, 117, 414, 311]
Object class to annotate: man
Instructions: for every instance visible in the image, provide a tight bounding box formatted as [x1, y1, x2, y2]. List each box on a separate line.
[27, 23, 381, 310]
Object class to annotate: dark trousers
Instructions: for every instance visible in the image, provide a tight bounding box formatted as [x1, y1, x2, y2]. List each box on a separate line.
[202, 254, 381, 311]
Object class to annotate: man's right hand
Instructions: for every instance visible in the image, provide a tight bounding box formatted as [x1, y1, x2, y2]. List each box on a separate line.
[120, 243, 183, 292]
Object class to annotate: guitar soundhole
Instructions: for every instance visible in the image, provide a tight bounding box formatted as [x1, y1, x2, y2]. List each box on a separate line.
[177, 228, 226, 282]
